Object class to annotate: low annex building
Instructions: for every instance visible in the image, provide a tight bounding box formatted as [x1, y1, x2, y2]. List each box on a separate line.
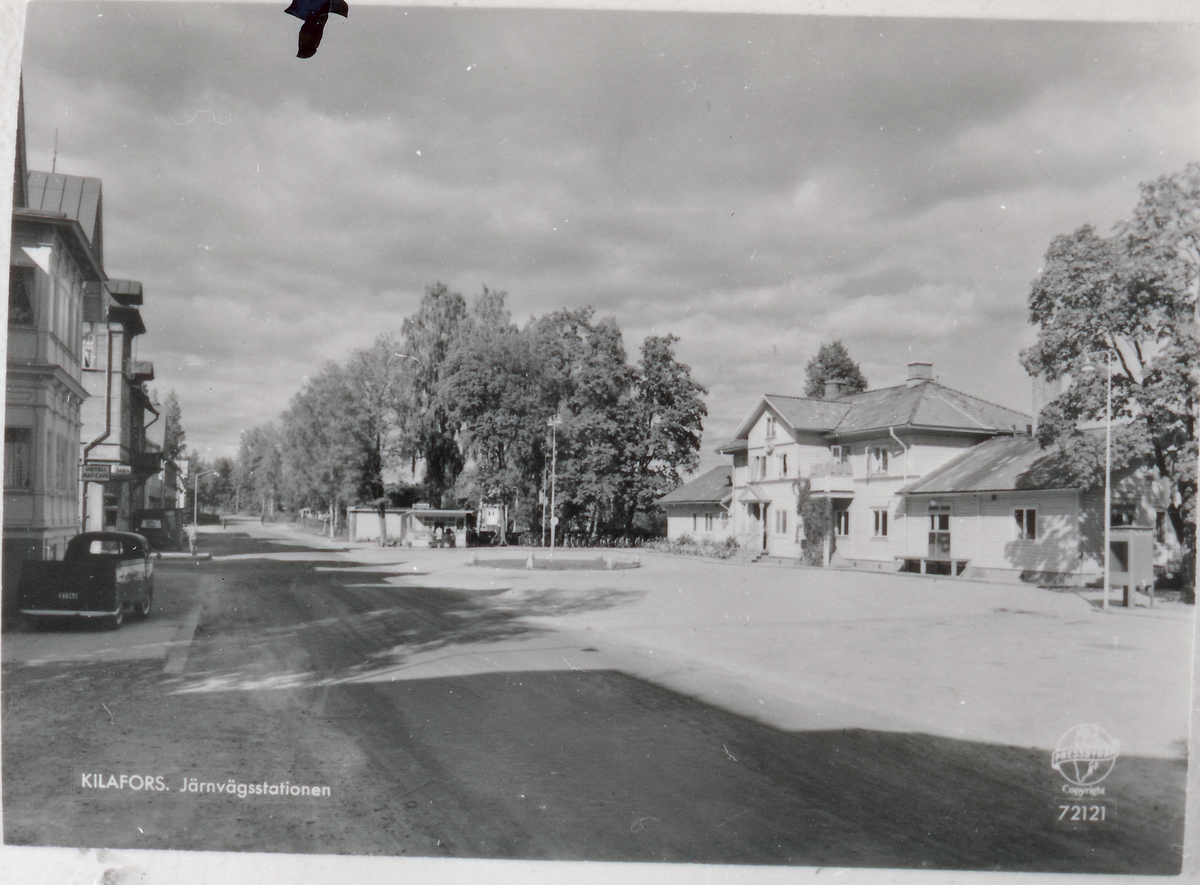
[655, 465, 734, 544]
[711, 361, 1177, 585]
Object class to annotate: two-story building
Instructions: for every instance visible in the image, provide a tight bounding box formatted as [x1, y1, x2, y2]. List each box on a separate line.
[711, 360, 1174, 585]
[5, 92, 102, 600]
[5, 86, 164, 614]
[78, 276, 160, 532]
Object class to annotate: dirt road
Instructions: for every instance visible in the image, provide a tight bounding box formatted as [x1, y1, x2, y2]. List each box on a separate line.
[1, 527, 1186, 873]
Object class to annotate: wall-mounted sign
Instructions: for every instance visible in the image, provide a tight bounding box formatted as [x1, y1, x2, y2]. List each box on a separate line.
[81, 463, 112, 483]
[111, 464, 133, 476]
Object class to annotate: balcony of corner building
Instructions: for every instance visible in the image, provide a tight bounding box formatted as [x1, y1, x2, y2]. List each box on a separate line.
[124, 358, 154, 382]
[131, 450, 163, 475]
[806, 458, 855, 494]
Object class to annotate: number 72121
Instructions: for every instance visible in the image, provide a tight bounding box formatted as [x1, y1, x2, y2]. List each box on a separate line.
[1058, 803, 1107, 822]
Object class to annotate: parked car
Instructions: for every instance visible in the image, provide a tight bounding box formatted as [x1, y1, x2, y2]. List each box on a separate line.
[18, 531, 155, 630]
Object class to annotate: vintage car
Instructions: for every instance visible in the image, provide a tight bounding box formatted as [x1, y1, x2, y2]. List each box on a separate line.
[18, 531, 155, 630]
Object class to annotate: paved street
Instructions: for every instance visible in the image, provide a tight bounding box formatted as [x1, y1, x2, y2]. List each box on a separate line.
[1, 519, 1191, 873]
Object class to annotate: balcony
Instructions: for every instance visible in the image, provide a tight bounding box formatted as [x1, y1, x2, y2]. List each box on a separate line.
[807, 460, 855, 494]
[131, 451, 163, 475]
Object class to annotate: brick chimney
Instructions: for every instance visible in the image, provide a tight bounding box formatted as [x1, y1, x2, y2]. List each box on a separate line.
[824, 379, 844, 400]
[907, 361, 933, 386]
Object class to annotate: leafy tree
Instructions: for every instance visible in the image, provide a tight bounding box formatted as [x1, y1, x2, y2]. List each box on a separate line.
[400, 282, 468, 501]
[237, 423, 283, 517]
[280, 361, 358, 533]
[1020, 162, 1198, 597]
[344, 335, 411, 503]
[627, 334, 708, 529]
[440, 289, 546, 517]
[804, 341, 868, 399]
[161, 390, 186, 462]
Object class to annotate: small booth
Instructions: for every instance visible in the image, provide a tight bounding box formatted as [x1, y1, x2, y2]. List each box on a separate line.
[401, 507, 472, 548]
[1109, 525, 1155, 607]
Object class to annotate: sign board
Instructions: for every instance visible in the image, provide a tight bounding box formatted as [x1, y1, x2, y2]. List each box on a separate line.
[81, 463, 111, 483]
[111, 464, 133, 476]
[139, 519, 163, 530]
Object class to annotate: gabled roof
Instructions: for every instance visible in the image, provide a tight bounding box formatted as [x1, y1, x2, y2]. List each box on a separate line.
[728, 394, 850, 441]
[656, 466, 732, 507]
[898, 435, 1079, 495]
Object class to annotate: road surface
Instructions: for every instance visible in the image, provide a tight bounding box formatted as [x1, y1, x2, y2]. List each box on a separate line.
[1, 522, 1187, 873]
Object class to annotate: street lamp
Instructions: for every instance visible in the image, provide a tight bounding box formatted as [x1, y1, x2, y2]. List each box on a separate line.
[1082, 351, 1113, 611]
[547, 414, 562, 556]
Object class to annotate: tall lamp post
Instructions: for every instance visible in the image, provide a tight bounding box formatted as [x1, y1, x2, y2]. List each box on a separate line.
[547, 414, 562, 557]
[1083, 351, 1113, 611]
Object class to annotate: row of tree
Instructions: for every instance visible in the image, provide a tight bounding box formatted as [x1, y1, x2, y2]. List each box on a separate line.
[231, 285, 708, 543]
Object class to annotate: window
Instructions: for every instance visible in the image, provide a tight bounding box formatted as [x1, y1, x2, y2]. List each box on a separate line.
[774, 509, 787, 535]
[869, 446, 889, 475]
[720, 511, 729, 528]
[752, 456, 767, 481]
[777, 453, 788, 477]
[56, 433, 71, 491]
[8, 267, 35, 325]
[705, 513, 714, 532]
[692, 513, 698, 532]
[1014, 508, 1037, 540]
[928, 504, 951, 557]
[765, 416, 776, 438]
[81, 332, 97, 370]
[830, 445, 843, 462]
[4, 428, 33, 488]
[1156, 511, 1167, 544]
[873, 508, 888, 538]
[834, 504, 850, 537]
[1111, 505, 1137, 527]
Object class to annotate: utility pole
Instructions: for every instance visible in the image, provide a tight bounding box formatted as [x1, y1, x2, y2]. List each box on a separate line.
[547, 414, 562, 557]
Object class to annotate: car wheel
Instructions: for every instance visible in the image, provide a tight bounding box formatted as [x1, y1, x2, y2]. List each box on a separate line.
[134, 589, 153, 619]
[105, 597, 124, 630]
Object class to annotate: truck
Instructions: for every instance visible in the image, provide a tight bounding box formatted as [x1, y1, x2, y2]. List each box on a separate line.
[18, 531, 155, 630]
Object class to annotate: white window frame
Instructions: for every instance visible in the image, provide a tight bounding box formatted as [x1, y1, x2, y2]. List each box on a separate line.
[869, 446, 889, 475]
[704, 512, 714, 532]
[777, 453, 788, 477]
[872, 507, 888, 538]
[1014, 508, 1037, 541]
[765, 416, 776, 439]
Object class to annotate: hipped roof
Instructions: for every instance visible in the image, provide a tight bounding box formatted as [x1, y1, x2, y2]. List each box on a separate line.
[898, 435, 1079, 495]
[655, 466, 733, 506]
[723, 379, 1031, 448]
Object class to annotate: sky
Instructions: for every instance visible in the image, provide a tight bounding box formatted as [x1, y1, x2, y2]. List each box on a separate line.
[13, 2, 1200, 470]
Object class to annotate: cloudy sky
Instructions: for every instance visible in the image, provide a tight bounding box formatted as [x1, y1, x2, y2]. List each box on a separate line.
[14, 2, 1199, 469]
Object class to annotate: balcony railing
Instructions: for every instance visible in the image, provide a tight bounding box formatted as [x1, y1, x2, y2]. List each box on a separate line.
[809, 460, 853, 478]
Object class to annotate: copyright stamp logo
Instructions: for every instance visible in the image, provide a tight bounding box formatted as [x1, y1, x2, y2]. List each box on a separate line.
[1051, 724, 1120, 792]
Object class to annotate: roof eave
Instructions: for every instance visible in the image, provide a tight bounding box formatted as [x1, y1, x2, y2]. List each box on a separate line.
[12, 208, 105, 282]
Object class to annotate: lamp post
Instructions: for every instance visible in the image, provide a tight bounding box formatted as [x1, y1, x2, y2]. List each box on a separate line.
[1083, 351, 1113, 611]
[547, 414, 562, 557]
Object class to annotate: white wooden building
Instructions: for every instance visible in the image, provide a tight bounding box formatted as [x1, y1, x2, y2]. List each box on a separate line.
[715, 361, 1177, 584]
